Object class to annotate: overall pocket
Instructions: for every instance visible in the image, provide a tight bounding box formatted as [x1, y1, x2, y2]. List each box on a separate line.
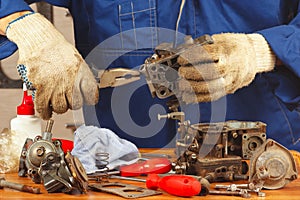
[117, 0, 158, 50]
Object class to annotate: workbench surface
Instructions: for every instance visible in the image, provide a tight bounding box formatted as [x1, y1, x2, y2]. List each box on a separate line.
[1, 148, 300, 200]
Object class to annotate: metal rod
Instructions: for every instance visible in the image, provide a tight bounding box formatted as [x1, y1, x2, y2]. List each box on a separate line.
[0, 178, 41, 194]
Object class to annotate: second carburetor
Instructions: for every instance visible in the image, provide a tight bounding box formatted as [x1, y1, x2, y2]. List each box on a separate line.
[18, 119, 88, 193]
[172, 120, 298, 189]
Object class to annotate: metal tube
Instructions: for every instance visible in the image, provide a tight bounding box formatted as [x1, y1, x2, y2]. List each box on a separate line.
[0, 178, 41, 194]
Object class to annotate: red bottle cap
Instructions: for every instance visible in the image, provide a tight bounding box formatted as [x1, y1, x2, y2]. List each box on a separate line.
[17, 83, 35, 115]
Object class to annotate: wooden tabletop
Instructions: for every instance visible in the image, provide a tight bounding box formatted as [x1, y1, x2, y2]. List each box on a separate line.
[1, 148, 300, 200]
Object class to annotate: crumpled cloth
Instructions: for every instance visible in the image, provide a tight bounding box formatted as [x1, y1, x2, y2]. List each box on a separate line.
[71, 125, 139, 174]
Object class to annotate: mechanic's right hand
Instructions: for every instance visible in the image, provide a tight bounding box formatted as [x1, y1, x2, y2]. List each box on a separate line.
[6, 13, 99, 120]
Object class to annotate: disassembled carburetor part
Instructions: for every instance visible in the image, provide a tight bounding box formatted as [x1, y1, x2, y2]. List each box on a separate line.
[18, 119, 88, 193]
[172, 120, 298, 189]
[249, 139, 298, 189]
[140, 34, 213, 99]
[89, 182, 162, 199]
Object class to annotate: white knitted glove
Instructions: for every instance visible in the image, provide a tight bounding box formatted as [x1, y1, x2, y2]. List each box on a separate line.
[177, 33, 276, 103]
[6, 13, 99, 119]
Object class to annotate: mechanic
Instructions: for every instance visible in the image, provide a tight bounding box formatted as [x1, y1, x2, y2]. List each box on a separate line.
[0, 1, 300, 151]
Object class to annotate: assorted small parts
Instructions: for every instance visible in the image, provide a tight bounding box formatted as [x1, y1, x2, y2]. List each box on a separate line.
[212, 183, 266, 198]
[13, 118, 298, 198]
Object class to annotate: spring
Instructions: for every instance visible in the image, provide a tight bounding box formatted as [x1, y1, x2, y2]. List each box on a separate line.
[94, 152, 109, 182]
[95, 152, 109, 171]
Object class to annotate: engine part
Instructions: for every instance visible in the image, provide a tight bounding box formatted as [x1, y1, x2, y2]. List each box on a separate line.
[172, 120, 267, 182]
[0, 176, 41, 194]
[209, 189, 251, 198]
[18, 119, 61, 183]
[214, 183, 265, 197]
[18, 119, 88, 193]
[140, 34, 213, 99]
[89, 182, 162, 198]
[187, 121, 267, 159]
[157, 111, 192, 155]
[249, 139, 298, 189]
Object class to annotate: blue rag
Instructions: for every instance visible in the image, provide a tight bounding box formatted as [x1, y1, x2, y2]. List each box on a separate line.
[71, 125, 139, 174]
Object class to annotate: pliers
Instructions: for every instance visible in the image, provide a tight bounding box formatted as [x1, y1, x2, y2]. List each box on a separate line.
[98, 68, 141, 88]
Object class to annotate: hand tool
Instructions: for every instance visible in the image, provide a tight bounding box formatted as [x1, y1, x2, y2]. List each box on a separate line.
[98, 68, 140, 88]
[88, 158, 171, 181]
[0, 177, 41, 194]
[146, 174, 201, 197]
[119, 157, 172, 177]
[140, 153, 172, 159]
[103, 173, 202, 197]
[93, 174, 203, 197]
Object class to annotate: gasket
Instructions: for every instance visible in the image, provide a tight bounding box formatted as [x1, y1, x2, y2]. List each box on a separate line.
[89, 182, 162, 198]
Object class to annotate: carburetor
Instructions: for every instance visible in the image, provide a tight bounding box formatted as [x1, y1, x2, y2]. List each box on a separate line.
[18, 119, 88, 193]
[172, 120, 297, 189]
[173, 121, 265, 182]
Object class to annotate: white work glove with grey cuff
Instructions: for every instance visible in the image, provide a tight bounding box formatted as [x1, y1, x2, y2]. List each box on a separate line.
[6, 12, 99, 119]
[177, 33, 276, 103]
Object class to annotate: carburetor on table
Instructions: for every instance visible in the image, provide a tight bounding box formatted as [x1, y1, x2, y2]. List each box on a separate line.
[18, 119, 88, 193]
[172, 120, 298, 189]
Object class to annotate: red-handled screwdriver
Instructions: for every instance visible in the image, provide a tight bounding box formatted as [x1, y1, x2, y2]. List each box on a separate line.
[146, 174, 201, 197]
[119, 158, 171, 177]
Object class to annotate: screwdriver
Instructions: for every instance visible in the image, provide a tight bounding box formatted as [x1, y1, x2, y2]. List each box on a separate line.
[146, 174, 201, 197]
[119, 158, 171, 177]
[109, 174, 202, 197]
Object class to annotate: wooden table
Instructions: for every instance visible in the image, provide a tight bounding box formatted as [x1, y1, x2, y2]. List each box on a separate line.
[1, 148, 300, 200]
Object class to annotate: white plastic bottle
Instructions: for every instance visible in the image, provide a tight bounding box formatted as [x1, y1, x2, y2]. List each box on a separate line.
[10, 83, 42, 140]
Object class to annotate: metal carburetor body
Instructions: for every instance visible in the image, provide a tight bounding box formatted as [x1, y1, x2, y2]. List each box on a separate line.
[172, 121, 267, 182]
[18, 120, 88, 193]
[172, 120, 298, 189]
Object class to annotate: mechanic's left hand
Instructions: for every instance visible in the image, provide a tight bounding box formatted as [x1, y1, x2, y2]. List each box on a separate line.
[177, 33, 276, 103]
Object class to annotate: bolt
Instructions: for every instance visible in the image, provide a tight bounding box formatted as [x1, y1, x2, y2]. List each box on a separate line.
[215, 183, 264, 197]
[258, 191, 266, 197]
[0, 177, 41, 194]
[232, 131, 238, 138]
[36, 146, 45, 156]
[209, 189, 251, 198]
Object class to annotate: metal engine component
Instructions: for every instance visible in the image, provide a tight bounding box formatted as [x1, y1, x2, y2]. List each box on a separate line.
[0, 176, 41, 194]
[18, 119, 61, 183]
[157, 111, 192, 155]
[249, 139, 298, 189]
[18, 119, 88, 193]
[140, 34, 213, 99]
[172, 121, 267, 182]
[89, 182, 162, 198]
